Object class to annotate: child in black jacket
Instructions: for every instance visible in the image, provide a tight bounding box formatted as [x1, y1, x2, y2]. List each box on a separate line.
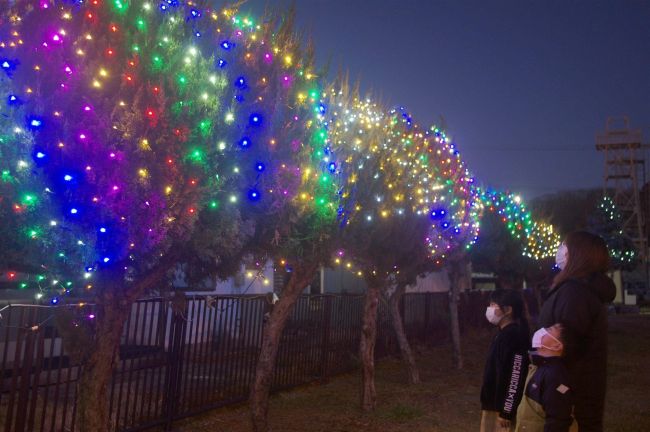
[515, 323, 576, 432]
[480, 290, 531, 432]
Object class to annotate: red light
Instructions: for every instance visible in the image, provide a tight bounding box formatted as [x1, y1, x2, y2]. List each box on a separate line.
[147, 110, 154, 117]
[107, 49, 114, 56]
[167, 159, 173, 164]
[87, 13, 93, 19]
[125, 75, 133, 82]
[8, 272, 16, 279]
[111, 25, 118, 32]
[190, 179, 197, 185]
[189, 208, 195, 214]
[153, 86, 159, 93]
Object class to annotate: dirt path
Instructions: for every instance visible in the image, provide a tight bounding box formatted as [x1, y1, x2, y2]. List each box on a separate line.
[172, 314, 650, 432]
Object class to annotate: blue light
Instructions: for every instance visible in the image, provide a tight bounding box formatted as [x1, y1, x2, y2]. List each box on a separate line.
[103, 257, 110, 263]
[190, 9, 201, 17]
[220, 40, 233, 50]
[255, 162, 265, 172]
[441, 221, 450, 229]
[248, 188, 261, 201]
[1, 59, 17, 76]
[27, 116, 44, 129]
[99, 227, 106, 233]
[64, 174, 73, 181]
[328, 162, 337, 173]
[195, 31, 201, 37]
[234, 76, 246, 89]
[7, 94, 21, 105]
[318, 104, 327, 114]
[217, 58, 227, 68]
[70, 208, 78, 214]
[239, 137, 251, 148]
[249, 112, 262, 126]
[36, 152, 46, 159]
[430, 208, 446, 219]
[50, 297, 59, 305]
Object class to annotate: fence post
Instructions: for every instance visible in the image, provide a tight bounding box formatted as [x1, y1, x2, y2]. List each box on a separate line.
[319, 296, 331, 382]
[162, 295, 188, 431]
[423, 293, 431, 341]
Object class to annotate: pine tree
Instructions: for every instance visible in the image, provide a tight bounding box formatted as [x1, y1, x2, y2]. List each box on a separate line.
[589, 196, 637, 270]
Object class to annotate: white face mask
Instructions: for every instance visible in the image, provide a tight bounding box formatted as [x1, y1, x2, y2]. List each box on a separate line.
[555, 243, 568, 269]
[532, 327, 562, 351]
[485, 306, 503, 326]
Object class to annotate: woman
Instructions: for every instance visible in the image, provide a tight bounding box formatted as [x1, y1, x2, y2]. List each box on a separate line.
[480, 289, 531, 432]
[538, 231, 616, 432]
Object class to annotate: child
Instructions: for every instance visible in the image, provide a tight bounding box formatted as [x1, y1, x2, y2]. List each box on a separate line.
[481, 290, 531, 432]
[515, 323, 577, 432]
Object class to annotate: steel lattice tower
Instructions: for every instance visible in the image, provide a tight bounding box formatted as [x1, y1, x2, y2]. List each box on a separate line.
[595, 116, 647, 262]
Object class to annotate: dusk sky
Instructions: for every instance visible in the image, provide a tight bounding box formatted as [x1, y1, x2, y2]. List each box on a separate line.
[243, 0, 650, 199]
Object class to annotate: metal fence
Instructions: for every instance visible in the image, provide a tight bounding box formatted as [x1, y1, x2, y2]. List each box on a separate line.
[0, 291, 493, 432]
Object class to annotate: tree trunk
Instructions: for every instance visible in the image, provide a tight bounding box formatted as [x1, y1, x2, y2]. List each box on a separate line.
[76, 260, 173, 431]
[448, 260, 464, 370]
[387, 284, 420, 384]
[76, 296, 129, 432]
[360, 276, 381, 411]
[250, 262, 318, 432]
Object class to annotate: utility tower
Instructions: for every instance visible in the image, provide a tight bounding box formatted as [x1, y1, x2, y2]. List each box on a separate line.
[595, 116, 647, 261]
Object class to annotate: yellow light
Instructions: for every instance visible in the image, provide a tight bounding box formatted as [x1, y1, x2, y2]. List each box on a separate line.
[138, 168, 148, 178]
[92, 80, 101, 88]
[165, 186, 172, 195]
[284, 55, 292, 66]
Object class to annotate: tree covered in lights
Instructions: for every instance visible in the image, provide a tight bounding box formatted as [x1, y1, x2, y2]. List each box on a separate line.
[323, 85, 481, 406]
[588, 196, 637, 271]
[1, 2, 343, 431]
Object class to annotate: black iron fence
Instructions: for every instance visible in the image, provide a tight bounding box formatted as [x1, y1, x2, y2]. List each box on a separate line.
[0, 291, 496, 432]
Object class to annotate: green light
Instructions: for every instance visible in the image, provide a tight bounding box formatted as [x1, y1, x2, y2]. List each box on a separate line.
[37, 275, 45, 281]
[210, 201, 218, 209]
[178, 75, 187, 85]
[1, 170, 12, 182]
[19, 283, 27, 289]
[132, 45, 140, 52]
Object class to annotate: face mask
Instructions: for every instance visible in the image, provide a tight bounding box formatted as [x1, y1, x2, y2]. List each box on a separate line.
[485, 306, 503, 326]
[532, 327, 562, 351]
[555, 243, 568, 269]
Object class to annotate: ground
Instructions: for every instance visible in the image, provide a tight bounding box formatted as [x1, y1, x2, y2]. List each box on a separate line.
[172, 313, 650, 432]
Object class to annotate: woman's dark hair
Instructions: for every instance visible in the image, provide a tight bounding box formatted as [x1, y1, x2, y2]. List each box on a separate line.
[553, 231, 610, 288]
[489, 289, 530, 338]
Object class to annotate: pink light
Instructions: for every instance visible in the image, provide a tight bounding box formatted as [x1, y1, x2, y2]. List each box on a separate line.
[52, 34, 60, 42]
[236, 30, 243, 37]
[85, 166, 92, 171]
[40, 2, 48, 8]
[88, 314, 95, 319]
[112, 185, 119, 191]
[84, 105, 92, 112]
[78, 133, 87, 140]
[64, 66, 72, 75]
[109, 152, 116, 158]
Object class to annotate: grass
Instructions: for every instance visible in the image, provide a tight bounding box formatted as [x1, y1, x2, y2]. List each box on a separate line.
[171, 314, 650, 432]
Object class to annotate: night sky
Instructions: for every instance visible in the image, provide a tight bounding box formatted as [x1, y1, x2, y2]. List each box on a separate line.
[242, 0, 650, 199]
